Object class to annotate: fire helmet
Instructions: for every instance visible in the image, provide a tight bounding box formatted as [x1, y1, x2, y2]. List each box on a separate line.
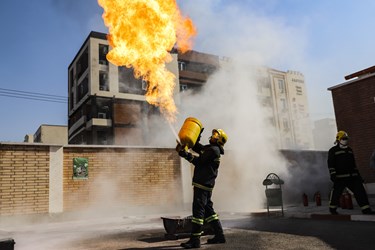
[212, 129, 228, 146]
[336, 130, 349, 141]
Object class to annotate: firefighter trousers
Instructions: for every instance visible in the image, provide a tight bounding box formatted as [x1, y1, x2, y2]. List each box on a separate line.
[191, 187, 223, 237]
[329, 178, 370, 211]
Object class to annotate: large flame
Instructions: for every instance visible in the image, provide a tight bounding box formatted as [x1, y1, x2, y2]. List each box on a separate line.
[98, 0, 196, 122]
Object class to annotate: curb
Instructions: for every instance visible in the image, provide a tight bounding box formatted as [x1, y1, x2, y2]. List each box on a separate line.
[294, 213, 375, 222]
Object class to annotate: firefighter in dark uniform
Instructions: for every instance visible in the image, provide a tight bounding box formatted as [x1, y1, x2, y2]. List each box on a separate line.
[177, 128, 228, 249]
[328, 131, 375, 215]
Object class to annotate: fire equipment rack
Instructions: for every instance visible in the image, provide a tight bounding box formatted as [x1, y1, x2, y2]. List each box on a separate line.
[262, 173, 284, 216]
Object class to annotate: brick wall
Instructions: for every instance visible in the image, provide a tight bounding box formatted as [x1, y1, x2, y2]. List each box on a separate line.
[0, 144, 181, 216]
[63, 146, 181, 212]
[331, 75, 375, 183]
[0, 144, 50, 216]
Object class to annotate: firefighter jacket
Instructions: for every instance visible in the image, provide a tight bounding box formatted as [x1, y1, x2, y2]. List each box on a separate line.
[184, 142, 224, 191]
[327, 144, 361, 180]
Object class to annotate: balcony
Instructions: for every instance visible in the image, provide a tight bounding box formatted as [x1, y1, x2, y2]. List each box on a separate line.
[68, 116, 86, 137]
[178, 70, 208, 85]
[86, 118, 112, 129]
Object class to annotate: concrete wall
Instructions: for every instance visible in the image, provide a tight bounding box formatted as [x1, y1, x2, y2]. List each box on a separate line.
[281, 150, 331, 203]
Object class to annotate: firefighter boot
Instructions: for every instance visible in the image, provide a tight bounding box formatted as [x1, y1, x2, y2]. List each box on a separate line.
[362, 208, 375, 215]
[181, 223, 202, 249]
[207, 220, 226, 244]
[329, 208, 338, 215]
[180, 237, 201, 249]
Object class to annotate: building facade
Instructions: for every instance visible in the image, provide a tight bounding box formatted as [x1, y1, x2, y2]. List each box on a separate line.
[24, 125, 68, 144]
[68, 31, 219, 145]
[68, 31, 313, 149]
[328, 65, 375, 183]
[256, 68, 314, 149]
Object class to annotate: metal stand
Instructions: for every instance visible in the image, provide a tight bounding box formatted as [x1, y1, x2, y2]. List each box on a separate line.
[263, 173, 284, 216]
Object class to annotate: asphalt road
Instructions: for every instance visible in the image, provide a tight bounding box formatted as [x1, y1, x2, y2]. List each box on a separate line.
[225, 216, 375, 250]
[1, 214, 375, 250]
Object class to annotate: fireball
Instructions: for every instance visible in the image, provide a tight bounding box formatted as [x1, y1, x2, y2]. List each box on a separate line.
[98, 0, 196, 122]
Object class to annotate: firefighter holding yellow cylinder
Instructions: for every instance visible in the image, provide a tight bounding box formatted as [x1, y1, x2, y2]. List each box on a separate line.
[176, 117, 228, 249]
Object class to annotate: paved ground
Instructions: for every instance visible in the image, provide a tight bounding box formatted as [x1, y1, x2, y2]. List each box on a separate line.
[1, 200, 375, 250]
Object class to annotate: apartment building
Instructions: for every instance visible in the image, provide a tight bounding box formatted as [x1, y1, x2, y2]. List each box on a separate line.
[256, 68, 314, 149]
[68, 31, 220, 145]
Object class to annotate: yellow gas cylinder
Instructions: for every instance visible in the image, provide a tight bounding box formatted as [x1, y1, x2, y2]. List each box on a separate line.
[178, 117, 203, 149]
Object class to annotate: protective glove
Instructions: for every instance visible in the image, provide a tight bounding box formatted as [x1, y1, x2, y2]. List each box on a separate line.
[330, 175, 336, 182]
[175, 141, 183, 152]
[196, 128, 204, 143]
[358, 176, 365, 183]
[178, 149, 189, 158]
[178, 148, 194, 162]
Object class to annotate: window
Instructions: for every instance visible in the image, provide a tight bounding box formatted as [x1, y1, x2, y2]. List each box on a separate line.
[280, 98, 287, 110]
[77, 76, 88, 101]
[278, 79, 285, 93]
[99, 71, 109, 91]
[99, 44, 109, 65]
[70, 92, 74, 110]
[283, 118, 289, 130]
[142, 80, 148, 90]
[76, 48, 88, 80]
[118, 66, 144, 94]
[69, 69, 74, 89]
[178, 61, 186, 71]
[296, 86, 303, 95]
[97, 131, 108, 145]
[180, 84, 188, 92]
[298, 104, 305, 112]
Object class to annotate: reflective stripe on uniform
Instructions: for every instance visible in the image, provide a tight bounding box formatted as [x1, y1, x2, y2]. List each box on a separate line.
[192, 217, 204, 225]
[192, 231, 203, 237]
[192, 182, 213, 191]
[336, 173, 358, 178]
[205, 214, 219, 223]
[361, 205, 370, 210]
[335, 151, 346, 155]
[329, 190, 336, 208]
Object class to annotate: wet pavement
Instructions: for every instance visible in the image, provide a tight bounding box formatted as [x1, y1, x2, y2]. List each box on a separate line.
[1, 200, 375, 250]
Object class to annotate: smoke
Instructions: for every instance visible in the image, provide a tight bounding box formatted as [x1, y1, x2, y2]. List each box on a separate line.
[176, 59, 289, 211]
[171, 0, 313, 211]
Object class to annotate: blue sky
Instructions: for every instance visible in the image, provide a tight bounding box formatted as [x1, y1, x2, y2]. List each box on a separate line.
[1, 0, 375, 142]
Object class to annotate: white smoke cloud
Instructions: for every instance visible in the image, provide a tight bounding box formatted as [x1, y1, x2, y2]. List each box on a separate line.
[173, 0, 311, 211]
[177, 0, 308, 69]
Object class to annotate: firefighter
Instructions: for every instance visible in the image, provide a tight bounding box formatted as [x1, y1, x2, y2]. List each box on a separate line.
[177, 128, 228, 249]
[328, 131, 375, 215]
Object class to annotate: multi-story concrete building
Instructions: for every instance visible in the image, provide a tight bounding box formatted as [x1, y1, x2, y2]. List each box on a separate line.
[68, 31, 219, 145]
[34, 125, 68, 144]
[68, 31, 313, 148]
[256, 68, 314, 149]
[24, 125, 68, 144]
